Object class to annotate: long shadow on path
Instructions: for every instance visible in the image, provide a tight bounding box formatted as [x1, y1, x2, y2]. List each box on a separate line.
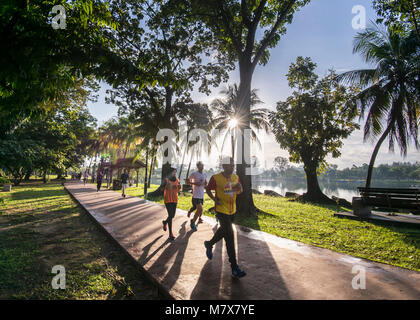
[147, 222, 195, 292]
[190, 214, 291, 300]
[190, 225, 224, 299]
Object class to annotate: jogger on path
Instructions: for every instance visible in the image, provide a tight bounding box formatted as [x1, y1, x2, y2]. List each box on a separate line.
[96, 170, 103, 192]
[204, 157, 246, 278]
[83, 170, 89, 185]
[160, 168, 181, 241]
[186, 161, 207, 232]
[121, 169, 129, 198]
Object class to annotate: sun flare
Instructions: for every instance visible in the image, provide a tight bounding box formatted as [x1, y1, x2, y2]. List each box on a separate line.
[228, 118, 238, 128]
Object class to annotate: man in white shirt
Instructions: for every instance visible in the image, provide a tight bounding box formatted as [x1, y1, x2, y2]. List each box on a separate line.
[186, 161, 207, 232]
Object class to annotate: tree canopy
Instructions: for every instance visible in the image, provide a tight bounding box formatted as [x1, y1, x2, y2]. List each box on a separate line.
[337, 24, 420, 188]
[270, 57, 359, 202]
[0, 77, 97, 185]
[373, 0, 420, 39]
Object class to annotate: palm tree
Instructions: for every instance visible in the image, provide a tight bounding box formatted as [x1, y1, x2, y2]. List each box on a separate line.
[132, 123, 158, 195]
[338, 25, 420, 188]
[211, 84, 271, 161]
[100, 117, 141, 161]
[177, 103, 214, 180]
[96, 117, 142, 186]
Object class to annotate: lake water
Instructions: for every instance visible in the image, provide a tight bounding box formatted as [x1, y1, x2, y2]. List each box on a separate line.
[149, 176, 419, 202]
[252, 179, 420, 202]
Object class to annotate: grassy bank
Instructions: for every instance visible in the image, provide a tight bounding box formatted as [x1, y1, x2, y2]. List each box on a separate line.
[0, 181, 162, 299]
[127, 184, 420, 271]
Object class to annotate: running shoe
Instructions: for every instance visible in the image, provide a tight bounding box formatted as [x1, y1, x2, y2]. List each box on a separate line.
[187, 211, 192, 218]
[232, 266, 246, 278]
[162, 220, 167, 231]
[198, 217, 203, 224]
[169, 234, 175, 241]
[204, 241, 213, 260]
[190, 220, 197, 232]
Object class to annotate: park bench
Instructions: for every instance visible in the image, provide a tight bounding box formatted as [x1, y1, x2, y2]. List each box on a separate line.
[356, 187, 420, 215]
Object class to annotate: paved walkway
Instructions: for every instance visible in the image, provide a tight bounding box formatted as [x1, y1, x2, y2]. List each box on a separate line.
[65, 182, 420, 300]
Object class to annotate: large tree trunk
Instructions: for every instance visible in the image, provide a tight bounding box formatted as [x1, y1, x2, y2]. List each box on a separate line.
[235, 59, 257, 216]
[149, 130, 173, 197]
[302, 164, 333, 203]
[12, 173, 23, 186]
[148, 152, 155, 187]
[178, 143, 188, 179]
[24, 170, 32, 181]
[148, 162, 171, 197]
[92, 163, 97, 183]
[365, 124, 392, 188]
[186, 151, 194, 180]
[231, 134, 235, 160]
[144, 147, 149, 196]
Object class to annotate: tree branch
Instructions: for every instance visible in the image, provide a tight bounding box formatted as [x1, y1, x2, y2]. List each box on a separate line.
[252, 0, 297, 68]
[241, 0, 251, 28]
[244, 0, 267, 57]
[144, 87, 163, 121]
[408, 0, 420, 41]
[218, 0, 243, 57]
[250, 0, 267, 29]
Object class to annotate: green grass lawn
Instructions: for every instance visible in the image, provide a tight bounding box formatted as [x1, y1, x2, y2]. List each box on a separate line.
[0, 181, 162, 299]
[127, 184, 420, 271]
[1, 181, 418, 300]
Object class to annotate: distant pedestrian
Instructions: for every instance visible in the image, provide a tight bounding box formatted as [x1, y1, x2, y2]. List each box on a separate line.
[96, 170, 103, 192]
[121, 169, 129, 198]
[204, 157, 246, 278]
[83, 170, 89, 185]
[160, 168, 181, 241]
[186, 161, 207, 231]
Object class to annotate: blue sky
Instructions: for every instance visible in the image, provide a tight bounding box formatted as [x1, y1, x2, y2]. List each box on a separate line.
[87, 0, 420, 169]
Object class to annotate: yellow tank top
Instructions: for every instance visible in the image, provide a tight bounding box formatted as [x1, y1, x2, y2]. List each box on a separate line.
[211, 173, 240, 215]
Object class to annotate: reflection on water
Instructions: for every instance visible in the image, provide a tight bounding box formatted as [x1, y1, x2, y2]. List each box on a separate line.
[150, 176, 419, 202]
[252, 179, 420, 202]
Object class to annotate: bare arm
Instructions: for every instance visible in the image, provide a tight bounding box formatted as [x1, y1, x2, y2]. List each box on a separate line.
[206, 186, 217, 202]
[233, 182, 243, 195]
[206, 185, 216, 201]
[206, 185, 222, 205]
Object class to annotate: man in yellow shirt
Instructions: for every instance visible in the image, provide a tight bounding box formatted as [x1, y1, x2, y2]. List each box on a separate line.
[204, 157, 246, 278]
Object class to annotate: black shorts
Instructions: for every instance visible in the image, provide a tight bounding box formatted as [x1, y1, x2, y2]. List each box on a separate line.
[192, 198, 204, 205]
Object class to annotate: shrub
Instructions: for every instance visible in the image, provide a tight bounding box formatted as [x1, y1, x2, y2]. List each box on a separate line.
[0, 177, 11, 185]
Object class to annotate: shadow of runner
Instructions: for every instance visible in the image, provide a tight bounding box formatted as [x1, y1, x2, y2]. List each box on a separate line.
[191, 214, 291, 300]
[190, 225, 224, 299]
[147, 222, 194, 291]
[234, 224, 291, 299]
[138, 235, 166, 265]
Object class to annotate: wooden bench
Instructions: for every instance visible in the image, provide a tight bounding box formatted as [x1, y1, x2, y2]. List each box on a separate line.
[357, 187, 420, 215]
